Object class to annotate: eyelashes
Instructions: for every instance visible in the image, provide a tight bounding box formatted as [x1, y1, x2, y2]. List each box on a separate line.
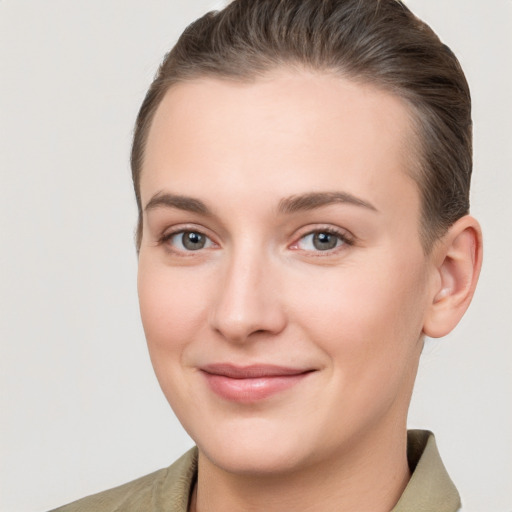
[290, 227, 354, 252]
[158, 225, 354, 256]
[162, 230, 216, 252]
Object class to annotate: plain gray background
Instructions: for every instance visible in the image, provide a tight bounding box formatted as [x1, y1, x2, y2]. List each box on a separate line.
[1, 1, 511, 511]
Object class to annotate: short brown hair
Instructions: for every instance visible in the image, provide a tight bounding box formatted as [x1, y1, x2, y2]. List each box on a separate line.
[131, 0, 472, 251]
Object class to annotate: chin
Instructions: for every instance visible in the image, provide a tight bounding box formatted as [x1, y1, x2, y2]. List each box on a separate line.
[200, 441, 306, 476]
[193, 417, 317, 476]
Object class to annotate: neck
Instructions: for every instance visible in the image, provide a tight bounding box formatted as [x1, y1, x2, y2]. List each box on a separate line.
[191, 425, 411, 512]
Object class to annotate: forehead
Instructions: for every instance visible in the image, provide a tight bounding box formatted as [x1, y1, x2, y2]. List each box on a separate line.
[142, 70, 420, 218]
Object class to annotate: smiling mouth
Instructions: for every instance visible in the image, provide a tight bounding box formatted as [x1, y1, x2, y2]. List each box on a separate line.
[200, 364, 315, 402]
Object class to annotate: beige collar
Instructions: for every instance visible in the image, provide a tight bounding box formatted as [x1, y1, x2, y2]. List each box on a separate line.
[391, 430, 461, 512]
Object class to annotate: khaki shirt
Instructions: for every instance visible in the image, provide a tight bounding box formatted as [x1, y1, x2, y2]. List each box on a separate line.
[50, 430, 461, 512]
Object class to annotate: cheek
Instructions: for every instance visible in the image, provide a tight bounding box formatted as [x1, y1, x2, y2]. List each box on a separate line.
[293, 254, 428, 380]
[137, 260, 208, 361]
[137, 258, 216, 425]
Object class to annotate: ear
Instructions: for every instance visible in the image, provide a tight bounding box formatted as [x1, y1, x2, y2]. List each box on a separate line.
[423, 215, 483, 338]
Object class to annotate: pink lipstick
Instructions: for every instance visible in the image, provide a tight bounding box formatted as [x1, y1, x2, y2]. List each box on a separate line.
[200, 364, 314, 402]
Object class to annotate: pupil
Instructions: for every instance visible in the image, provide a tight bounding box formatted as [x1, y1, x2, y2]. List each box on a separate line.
[313, 232, 337, 250]
[183, 231, 205, 250]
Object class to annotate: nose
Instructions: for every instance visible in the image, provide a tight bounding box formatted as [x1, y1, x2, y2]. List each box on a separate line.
[208, 247, 287, 344]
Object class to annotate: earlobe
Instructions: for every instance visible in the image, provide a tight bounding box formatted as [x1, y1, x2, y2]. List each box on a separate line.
[423, 215, 483, 338]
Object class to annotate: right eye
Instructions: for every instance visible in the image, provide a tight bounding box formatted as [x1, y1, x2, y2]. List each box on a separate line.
[164, 230, 215, 252]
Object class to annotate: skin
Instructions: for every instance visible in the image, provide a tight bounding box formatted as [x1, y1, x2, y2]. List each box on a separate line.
[137, 70, 482, 512]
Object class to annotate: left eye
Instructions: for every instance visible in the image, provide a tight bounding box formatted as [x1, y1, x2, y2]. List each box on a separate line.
[168, 231, 215, 251]
[296, 231, 346, 251]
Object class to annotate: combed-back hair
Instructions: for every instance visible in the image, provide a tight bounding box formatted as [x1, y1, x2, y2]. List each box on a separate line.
[131, 0, 472, 252]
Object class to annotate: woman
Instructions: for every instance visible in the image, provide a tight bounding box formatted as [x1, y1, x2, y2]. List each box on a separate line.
[52, 0, 482, 510]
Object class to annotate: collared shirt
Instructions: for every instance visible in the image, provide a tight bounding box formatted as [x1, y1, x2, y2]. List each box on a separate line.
[50, 430, 461, 512]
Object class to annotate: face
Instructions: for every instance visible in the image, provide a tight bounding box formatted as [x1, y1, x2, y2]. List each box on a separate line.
[137, 70, 435, 476]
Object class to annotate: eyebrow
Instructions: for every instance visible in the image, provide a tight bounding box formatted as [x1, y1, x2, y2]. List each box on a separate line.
[278, 192, 378, 214]
[144, 190, 378, 216]
[144, 192, 211, 215]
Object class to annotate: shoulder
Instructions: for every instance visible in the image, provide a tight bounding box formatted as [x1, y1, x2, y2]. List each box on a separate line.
[48, 448, 198, 512]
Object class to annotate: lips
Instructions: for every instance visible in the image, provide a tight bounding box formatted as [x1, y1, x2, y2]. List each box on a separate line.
[200, 364, 314, 402]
